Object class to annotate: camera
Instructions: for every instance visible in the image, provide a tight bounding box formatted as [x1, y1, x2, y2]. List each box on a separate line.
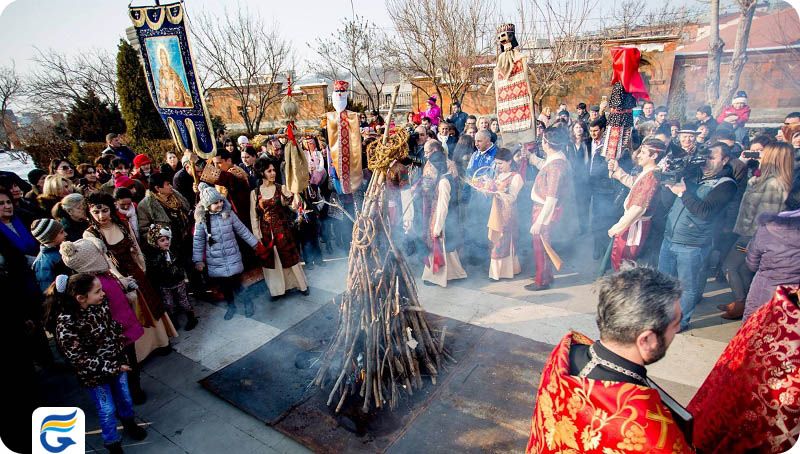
[657, 152, 707, 185]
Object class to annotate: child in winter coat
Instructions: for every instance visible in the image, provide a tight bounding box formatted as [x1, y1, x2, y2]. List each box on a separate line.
[146, 224, 198, 330]
[193, 185, 268, 320]
[31, 218, 70, 292]
[46, 273, 147, 454]
[717, 90, 751, 142]
[60, 238, 148, 404]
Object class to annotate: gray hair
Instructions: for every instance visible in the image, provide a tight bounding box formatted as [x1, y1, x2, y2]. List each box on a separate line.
[475, 129, 492, 141]
[596, 267, 681, 344]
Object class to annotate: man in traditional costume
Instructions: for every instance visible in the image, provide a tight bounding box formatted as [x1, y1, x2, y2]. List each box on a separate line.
[688, 285, 800, 453]
[325, 80, 363, 195]
[526, 127, 573, 291]
[606, 138, 665, 270]
[526, 267, 692, 454]
[486, 148, 523, 280]
[492, 24, 536, 148]
[420, 148, 467, 287]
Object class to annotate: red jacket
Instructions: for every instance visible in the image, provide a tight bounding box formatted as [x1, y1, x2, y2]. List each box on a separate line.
[716, 104, 751, 128]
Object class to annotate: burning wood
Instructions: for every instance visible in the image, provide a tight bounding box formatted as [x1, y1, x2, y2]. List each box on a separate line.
[313, 88, 448, 413]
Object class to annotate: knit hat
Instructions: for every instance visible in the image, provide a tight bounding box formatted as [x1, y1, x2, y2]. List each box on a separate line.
[114, 175, 135, 188]
[199, 184, 224, 208]
[132, 154, 152, 168]
[27, 168, 47, 187]
[237, 135, 250, 146]
[60, 238, 109, 274]
[146, 223, 172, 248]
[732, 90, 748, 105]
[30, 218, 64, 244]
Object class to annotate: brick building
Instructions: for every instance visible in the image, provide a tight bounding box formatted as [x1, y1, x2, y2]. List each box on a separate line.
[207, 4, 800, 133]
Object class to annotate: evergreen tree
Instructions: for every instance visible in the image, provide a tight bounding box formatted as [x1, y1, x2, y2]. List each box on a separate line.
[116, 39, 168, 143]
[65, 89, 125, 142]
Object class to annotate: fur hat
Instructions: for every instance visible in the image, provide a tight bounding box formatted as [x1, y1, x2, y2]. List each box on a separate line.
[198, 184, 224, 209]
[146, 223, 172, 248]
[60, 238, 109, 274]
[132, 154, 152, 168]
[30, 218, 64, 244]
[732, 90, 748, 105]
[28, 168, 47, 187]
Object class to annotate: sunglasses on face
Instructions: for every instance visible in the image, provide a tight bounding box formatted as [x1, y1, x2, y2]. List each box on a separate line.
[59, 166, 72, 170]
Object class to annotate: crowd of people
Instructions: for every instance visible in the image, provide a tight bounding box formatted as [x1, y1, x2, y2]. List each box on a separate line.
[2, 88, 800, 452]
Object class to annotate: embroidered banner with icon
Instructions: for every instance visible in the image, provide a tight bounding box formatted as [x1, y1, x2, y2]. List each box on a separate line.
[129, 2, 216, 158]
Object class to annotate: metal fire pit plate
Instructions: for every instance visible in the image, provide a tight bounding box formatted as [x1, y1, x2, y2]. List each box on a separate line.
[200, 302, 553, 453]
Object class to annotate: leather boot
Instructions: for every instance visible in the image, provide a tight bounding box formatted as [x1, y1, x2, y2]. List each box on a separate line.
[105, 441, 123, 454]
[121, 418, 147, 441]
[224, 303, 237, 320]
[721, 301, 745, 320]
[717, 301, 737, 311]
[185, 311, 199, 331]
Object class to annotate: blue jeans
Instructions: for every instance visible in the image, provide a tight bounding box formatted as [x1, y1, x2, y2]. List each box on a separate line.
[87, 372, 134, 445]
[658, 239, 712, 330]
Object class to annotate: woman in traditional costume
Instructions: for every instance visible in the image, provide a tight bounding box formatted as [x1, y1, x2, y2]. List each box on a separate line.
[83, 192, 176, 361]
[421, 149, 467, 287]
[250, 158, 309, 299]
[486, 148, 524, 280]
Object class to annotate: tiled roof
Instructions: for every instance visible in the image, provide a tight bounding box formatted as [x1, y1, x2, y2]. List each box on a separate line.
[678, 7, 800, 54]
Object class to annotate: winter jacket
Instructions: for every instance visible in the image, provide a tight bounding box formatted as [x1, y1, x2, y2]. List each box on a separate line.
[716, 105, 751, 129]
[733, 175, 788, 237]
[55, 301, 128, 388]
[744, 210, 800, 319]
[664, 166, 737, 246]
[96, 273, 143, 346]
[146, 249, 186, 288]
[59, 216, 90, 242]
[192, 199, 258, 278]
[136, 190, 191, 238]
[32, 245, 69, 293]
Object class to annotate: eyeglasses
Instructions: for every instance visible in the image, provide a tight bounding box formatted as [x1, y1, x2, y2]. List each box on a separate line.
[58, 166, 72, 170]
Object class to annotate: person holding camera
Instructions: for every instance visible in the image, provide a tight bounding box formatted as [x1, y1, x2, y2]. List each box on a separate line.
[658, 142, 738, 332]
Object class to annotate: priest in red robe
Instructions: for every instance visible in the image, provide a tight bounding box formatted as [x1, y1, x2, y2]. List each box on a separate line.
[526, 267, 693, 453]
[688, 285, 800, 453]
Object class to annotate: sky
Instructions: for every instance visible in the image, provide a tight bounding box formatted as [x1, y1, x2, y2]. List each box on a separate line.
[0, 0, 716, 74]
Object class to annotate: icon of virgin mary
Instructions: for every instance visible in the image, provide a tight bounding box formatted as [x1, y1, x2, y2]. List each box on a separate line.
[156, 46, 192, 108]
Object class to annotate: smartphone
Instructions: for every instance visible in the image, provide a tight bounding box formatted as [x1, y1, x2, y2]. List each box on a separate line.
[742, 151, 760, 159]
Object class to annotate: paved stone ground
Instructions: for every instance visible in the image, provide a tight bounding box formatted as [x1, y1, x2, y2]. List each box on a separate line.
[43, 236, 742, 453]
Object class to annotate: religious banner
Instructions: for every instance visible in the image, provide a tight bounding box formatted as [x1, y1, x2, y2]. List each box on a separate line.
[129, 2, 216, 158]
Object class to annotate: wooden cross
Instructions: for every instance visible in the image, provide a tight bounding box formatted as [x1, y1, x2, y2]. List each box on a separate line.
[646, 405, 673, 449]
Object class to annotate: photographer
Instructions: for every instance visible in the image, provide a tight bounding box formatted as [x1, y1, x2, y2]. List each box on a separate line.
[658, 142, 738, 332]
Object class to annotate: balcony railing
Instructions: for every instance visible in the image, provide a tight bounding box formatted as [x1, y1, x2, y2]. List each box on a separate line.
[352, 92, 413, 111]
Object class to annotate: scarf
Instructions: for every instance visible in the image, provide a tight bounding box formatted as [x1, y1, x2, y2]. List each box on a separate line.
[154, 191, 182, 211]
[0, 216, 39, 256]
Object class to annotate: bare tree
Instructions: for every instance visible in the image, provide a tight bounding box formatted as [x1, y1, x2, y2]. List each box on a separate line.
[704, 0, 758, 114]
[310, 16, 389, 111]
[714, 0, 757, 114]
[383, 0, 495, 113]
[705, 0, 724, 106]
[26, 48, 117, 114]
[517, 0, 600, 110]
[191, 5, 295, 135]
[0, 63, 22, 149]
